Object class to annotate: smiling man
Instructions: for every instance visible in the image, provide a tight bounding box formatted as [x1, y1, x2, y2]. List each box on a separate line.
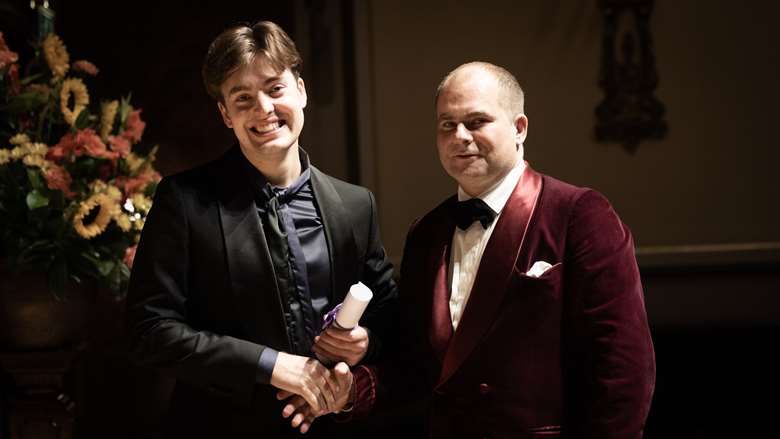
[290, 61, 656, 438]
[126, 21, 398, 438]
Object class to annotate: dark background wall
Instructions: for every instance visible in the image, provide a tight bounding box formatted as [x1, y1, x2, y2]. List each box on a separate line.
[1, 0, 779, 437]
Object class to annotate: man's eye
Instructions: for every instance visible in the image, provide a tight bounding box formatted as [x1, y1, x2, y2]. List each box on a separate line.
[467, 119, 487, 129]
[440, 121, 455, 131]
[270, 85, 285, 95]
[236, 95, 252, 102]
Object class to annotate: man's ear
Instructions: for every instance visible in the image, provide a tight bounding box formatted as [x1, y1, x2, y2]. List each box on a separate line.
[297, 77, 308, 109]
[514, 114, 528, 147]
[218, 101, 233, 128]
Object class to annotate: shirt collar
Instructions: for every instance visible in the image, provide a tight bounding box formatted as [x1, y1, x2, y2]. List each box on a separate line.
[457, 159, 526, 214]
[241, 147, 312, 203]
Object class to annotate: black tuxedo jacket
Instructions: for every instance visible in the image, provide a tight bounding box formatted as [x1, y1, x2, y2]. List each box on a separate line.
[126, 146, 397, 438]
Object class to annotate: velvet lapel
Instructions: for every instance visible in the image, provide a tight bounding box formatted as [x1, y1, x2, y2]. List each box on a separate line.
[310, 167, 358, 304]
[216, 148, 290, 349]
[436, 166, 543, 387]
[428, 201, 456, 362]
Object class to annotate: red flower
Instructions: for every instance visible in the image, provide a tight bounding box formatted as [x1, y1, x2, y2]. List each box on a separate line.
[0, 32, 18, 69]
[44, 164, 76, 198]
[72, 60, 99, 76]
[50, 129, 119, 162]
[7, 64, 20, 96]
[108, 135, 131, 157]
[122, 109, 146, 143]
[116, 167, 161, 196]
[123, 245, 137, 268]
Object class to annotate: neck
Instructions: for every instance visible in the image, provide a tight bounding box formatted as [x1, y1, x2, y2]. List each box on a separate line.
[244, 145, 301, 187]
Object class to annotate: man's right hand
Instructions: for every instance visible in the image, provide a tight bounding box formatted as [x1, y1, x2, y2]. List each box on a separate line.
[270, 352, 339, 414]
[277, 362, 354, 434]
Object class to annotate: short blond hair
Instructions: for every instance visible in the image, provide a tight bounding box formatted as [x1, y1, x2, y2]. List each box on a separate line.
[436, 61, 525, 116]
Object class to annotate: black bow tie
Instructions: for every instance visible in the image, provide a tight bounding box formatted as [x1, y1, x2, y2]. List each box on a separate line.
[454, 198, 497, 230]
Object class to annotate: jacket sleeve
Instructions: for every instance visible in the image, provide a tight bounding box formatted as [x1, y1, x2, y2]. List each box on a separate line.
[356, 190, 400, 363]
[126, 177, 265, 408]
[351, 218, 430, 419]
[563, 189, 656, 438]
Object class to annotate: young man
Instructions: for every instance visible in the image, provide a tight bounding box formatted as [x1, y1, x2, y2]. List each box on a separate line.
[126, 21, 397, 438]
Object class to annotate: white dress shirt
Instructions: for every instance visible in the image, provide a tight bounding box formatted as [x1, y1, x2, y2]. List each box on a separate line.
[448, 160, 526, 330]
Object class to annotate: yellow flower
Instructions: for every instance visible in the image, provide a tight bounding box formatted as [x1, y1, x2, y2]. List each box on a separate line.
[131, 193, 152, 214]
[125, 152, 145, 173]
[105, 185, 122, 201]
[42, 34, 69, 78]
[9, 133, 30, 146]
[28, 142, 49, 156]
[133, 217, 145, 231]
[60, 78, 89, 126]
[0, 149, 10, 165]
[73, 194, 115, 239]
[22, 154, 46, 168]
[10, 146, 27, 160]
[113, 211, 132, 232]
[89, 179, 108, 193]
[100, 100, 119, 140]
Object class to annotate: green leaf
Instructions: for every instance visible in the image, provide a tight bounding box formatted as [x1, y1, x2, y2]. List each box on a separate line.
[20, 73, 44, 86]
[74, 108, 91, 130]
[118, 95, 132, 129]
[106, 259, 122, 292]
[26, 189, 49, 209]
[95, 258, 115, 277]
[26, 168, 45, 190]
[1, 91, 48, 113]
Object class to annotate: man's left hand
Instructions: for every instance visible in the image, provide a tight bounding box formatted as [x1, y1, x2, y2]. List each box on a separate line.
[313, 326, 369, 366]
[278, 362, 354, 434]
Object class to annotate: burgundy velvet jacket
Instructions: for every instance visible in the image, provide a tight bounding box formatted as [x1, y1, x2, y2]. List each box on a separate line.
[351, 166, 655, 438]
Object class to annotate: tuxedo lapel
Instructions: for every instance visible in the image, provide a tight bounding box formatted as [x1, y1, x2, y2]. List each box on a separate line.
[437, 166, 543, 386]
[310, 167, 358, 304]
[216, 148, 290, 349]
[427, 202, 456, 362]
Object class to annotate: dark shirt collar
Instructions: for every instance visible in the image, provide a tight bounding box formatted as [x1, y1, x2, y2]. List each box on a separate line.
[240, 147, 312, 204]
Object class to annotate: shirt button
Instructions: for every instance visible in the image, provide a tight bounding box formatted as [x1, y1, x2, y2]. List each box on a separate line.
[479, 383, 491, 395]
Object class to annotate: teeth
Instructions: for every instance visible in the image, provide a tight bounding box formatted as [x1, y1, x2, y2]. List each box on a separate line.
[253, 122, 280, 134]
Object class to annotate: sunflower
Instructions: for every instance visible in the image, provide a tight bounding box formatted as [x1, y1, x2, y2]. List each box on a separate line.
[100, 100, 119, 140]
[73, 193, 115, 239]
[60, 78, 89, 126]
[42, 34, 69, 78]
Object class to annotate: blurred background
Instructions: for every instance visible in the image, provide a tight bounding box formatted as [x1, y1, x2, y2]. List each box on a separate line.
[1, 0, 779, 437]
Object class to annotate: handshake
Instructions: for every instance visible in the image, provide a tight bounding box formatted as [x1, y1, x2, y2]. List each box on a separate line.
[270, 325, 367, 434]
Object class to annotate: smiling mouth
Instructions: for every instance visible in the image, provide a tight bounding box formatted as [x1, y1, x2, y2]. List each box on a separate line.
[249, 120, 286, 136]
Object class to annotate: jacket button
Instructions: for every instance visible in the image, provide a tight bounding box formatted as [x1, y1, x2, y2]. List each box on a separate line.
[479, 383, 490, 395]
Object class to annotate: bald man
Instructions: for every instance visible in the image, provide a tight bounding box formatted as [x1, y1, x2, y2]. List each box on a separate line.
[285, 61, 656, 438]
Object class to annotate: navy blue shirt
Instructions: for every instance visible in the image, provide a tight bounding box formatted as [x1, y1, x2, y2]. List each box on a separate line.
[241, 150, 332, 383]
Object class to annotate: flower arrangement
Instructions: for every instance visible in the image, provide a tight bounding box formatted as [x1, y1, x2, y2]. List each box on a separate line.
[0, 31, 160, 298]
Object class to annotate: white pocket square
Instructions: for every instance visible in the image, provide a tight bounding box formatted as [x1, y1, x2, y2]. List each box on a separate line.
[526, 260, 553, 278]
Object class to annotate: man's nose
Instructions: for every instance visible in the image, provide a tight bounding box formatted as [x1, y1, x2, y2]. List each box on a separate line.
[256, 92, 274, 114]
[454, 123, 472, 143]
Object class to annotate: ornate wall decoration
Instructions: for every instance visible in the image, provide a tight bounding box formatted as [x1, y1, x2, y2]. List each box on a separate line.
[595, 0, 667, 153]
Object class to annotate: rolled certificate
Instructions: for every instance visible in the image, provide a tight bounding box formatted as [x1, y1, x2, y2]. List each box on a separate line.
[334, 282, 373, 330]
